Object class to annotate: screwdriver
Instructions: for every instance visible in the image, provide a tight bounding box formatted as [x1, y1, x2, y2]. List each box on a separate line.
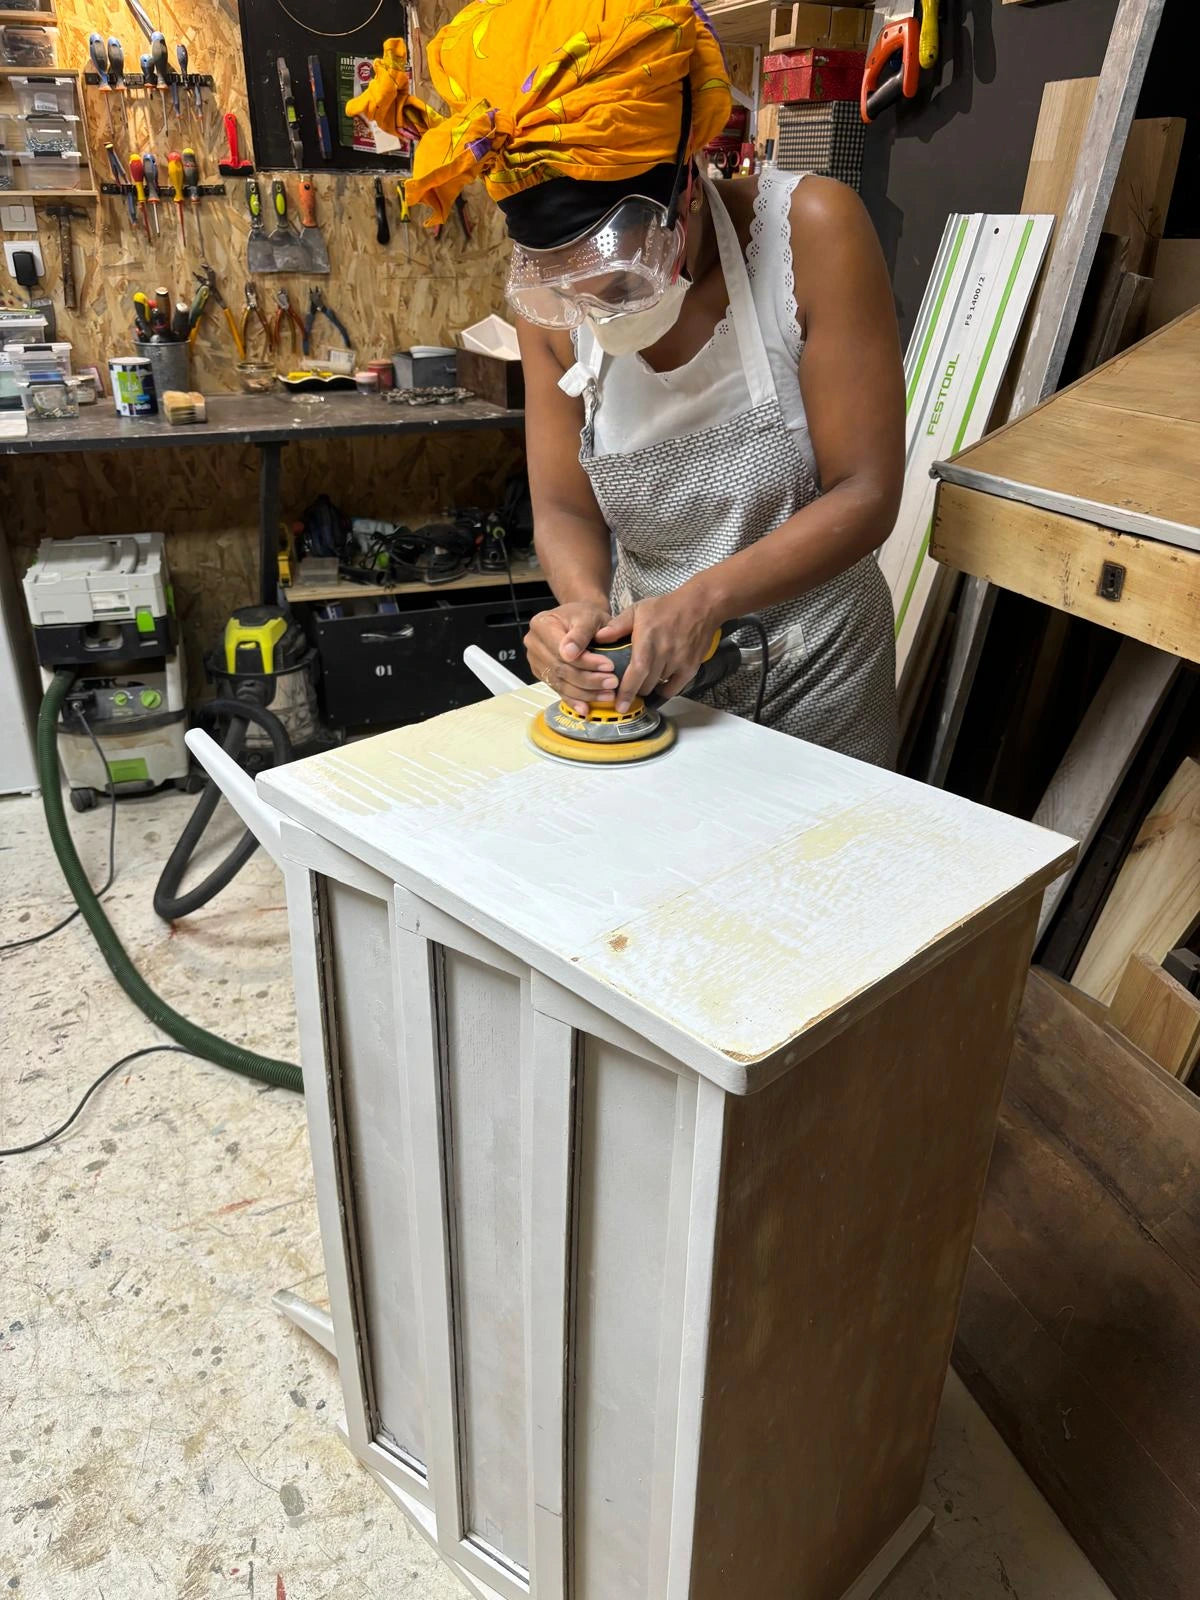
[182, 147, 205, 260]
[132, 291, 151, 338]
[167, 149, 186, 246]
[128, 153, 152, 241]
[142, 151, 161, 236]
[171, 300, 189, 340]
[107, 37, 127, 138]
[175, 42, 188, 121]
[151, 32, 170, 138]
[140, 52, 155, 145]
[88, 35, 114, 136]
[106, 142, 137, 229]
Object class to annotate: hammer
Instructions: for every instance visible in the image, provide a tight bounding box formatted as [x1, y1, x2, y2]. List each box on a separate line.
[44, 205, 89, 312]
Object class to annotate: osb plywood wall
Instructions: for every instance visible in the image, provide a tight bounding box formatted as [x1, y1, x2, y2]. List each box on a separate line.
[45, 0, 511, 386]
[1, 0, 522, 686]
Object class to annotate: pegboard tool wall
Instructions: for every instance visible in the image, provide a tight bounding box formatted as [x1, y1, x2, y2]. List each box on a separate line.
[860, 0, 1125, 346]
[1, 0, 520, 686]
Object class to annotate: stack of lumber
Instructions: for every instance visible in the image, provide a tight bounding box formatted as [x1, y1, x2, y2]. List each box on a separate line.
[956, 968, 1200, 1600]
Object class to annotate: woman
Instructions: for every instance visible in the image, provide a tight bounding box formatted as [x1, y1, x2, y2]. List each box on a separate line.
[348, 0, 905, 766]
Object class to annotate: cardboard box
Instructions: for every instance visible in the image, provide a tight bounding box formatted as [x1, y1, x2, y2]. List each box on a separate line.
[769, 3, 872, 51]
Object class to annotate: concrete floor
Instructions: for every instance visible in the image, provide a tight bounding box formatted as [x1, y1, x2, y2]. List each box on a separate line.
[1, 788, 1117, 1600]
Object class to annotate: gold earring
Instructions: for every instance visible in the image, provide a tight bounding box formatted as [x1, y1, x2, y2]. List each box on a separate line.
[689, 193, 702, 213]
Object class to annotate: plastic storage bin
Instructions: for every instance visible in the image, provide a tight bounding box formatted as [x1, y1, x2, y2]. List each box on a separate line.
[17, 373, 78, 421]
[0, 26, 57, 67]
[13, 152, 84, 190]
[0, 151, 12, 192]
[19, 118, 79, 155]
[10, 76, 77, 118]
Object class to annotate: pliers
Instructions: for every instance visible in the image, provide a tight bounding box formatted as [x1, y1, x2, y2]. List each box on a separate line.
[240, 282, 274, 358]
[303, 286, 351, 355]
[192, 266, 246, 361]
[273, 288, 305, 357]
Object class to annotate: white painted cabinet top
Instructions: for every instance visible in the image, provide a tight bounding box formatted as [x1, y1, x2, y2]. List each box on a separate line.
[259, 684, 1073, 1092]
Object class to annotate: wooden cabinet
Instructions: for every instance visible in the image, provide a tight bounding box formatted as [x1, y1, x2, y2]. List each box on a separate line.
[256, 682, 1072, 1600]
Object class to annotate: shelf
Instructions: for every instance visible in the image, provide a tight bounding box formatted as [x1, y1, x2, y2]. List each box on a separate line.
[0, 187, 95, 197]
[286, 564, 548, 603]
[0, 11, 57, 23]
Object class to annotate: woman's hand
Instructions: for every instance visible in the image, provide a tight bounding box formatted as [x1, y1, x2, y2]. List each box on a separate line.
[524, 600, 621, 716]
[595, 584, 721, 713]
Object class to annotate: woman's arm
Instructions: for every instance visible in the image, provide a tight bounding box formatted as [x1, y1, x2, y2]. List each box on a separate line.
[517, 319, 622, 712]
[603, 177, 905, 710]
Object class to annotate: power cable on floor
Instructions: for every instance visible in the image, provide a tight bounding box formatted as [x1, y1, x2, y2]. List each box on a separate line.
[0, 1045, 193, 1157]
[1, 711, 117, 954]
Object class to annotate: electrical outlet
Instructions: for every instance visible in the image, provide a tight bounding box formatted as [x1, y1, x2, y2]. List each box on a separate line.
[0, 204, 37, 233]
[4, 239, 44, 280]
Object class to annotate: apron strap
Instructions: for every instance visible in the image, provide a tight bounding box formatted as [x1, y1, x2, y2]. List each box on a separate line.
[559, 324, 605, 397]
[702, 175, 778, 411]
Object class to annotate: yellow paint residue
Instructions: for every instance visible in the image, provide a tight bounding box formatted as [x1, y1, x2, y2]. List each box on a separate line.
[280, 689, 552, 816]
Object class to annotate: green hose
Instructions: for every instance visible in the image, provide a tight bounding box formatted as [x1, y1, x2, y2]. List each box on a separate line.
[38, 669, 303, 1094]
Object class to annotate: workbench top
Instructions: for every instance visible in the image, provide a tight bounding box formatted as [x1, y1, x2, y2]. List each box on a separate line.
[933, 307, 1200, 550]
[259, 683, 1074, 1091]
[0, 392, 524, 456]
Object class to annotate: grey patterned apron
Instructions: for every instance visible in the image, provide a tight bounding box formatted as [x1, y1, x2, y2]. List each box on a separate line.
[569, 177, 898, 768]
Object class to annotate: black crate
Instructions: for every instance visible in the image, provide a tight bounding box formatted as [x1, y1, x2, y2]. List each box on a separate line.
[312, 583, 552, 729]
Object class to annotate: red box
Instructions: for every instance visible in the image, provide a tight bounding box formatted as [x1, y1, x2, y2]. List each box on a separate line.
[761, 48, 865, 105]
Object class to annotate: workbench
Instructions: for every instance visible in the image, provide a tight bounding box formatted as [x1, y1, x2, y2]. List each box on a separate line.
[0, 393, 525, 606]
[929, 308, 1200, 663]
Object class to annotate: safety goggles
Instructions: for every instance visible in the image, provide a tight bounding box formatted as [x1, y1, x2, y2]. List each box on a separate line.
[505, 192, 687, 330]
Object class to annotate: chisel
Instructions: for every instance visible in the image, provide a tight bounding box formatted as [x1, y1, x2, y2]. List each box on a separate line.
[175, 43, 188, 121]
[277, 56, 303, 169]
[374, 179, 389, 246]
[106, 141, 137, 229]
[307, 55, 333, 160]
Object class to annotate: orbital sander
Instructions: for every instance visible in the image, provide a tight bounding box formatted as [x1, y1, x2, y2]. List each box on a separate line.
[529, 618, 767, 766]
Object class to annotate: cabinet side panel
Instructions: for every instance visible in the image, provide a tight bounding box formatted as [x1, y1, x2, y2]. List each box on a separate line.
[441, 948, 529, 1571]
[325, 878, 426, 1467]
[572, 1037, 682, 1600]
[690, 897, 1040, 1600]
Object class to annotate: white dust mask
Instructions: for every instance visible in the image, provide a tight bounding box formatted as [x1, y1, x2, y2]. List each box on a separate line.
[586, 274, 689, 356]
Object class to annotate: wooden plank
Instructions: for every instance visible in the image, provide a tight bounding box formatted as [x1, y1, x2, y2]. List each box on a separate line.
[1039, 669, 1199, 976]
[1147, 239, 1200, 332]
[1032, 640, 1179, 935]
[1074, 759, 1200, 1003]
[1020, 78, 1100, 215]
[931, 486, 1200, 663]
[1108, 953, 1200, 1080]
[955, 967, 1200, 1600]
[923, 0, 1168, 784]
[1103, 116, 1187, 275]
[689, 898, 1040, 1600]
[286, 563, 546, 603]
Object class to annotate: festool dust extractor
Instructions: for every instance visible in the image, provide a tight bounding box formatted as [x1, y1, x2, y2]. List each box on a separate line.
[22, 533, 190, 810]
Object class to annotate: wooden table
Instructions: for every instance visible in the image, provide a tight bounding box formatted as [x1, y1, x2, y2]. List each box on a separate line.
[250, 678, 1073, 1600]
[0, 393, 524, 606]
[929, 308, 1200, 663]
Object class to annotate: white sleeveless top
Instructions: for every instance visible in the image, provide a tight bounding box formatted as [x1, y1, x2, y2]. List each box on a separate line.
[579, 168, 817, 483]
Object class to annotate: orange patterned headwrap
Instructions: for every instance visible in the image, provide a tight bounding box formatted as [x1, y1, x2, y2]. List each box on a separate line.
[344, 0, 732, 227]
